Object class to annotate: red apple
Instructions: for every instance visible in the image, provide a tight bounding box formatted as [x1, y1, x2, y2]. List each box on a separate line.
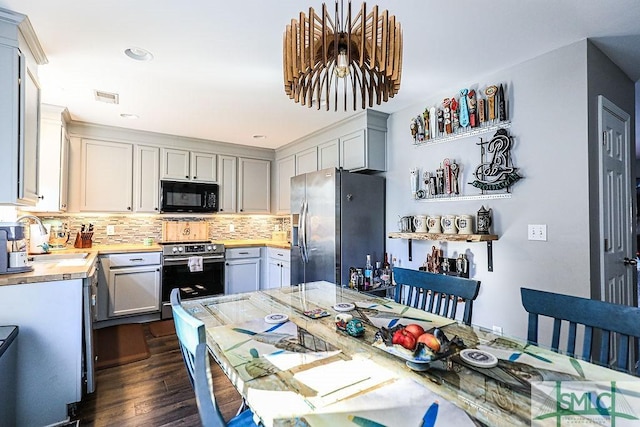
[404, 324, 425, 340]
[392, 328, 417, 350]
[417, 332, 441, 352]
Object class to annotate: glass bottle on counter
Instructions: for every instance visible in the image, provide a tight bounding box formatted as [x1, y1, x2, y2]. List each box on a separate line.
[364, 254, 373, 291]
[380, 253, 391, 286]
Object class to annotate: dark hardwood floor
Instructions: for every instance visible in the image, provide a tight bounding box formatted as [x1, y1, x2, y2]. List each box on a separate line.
[75, 322, 243, 426]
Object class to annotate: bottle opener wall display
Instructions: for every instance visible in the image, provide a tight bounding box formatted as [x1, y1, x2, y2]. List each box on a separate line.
[411, 159, 461, 199]
[469, 128, 522, 192]
[409, 82, 509, 144]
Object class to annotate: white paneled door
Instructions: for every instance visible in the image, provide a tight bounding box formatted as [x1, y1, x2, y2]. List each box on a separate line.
[599, 95, 634, 310]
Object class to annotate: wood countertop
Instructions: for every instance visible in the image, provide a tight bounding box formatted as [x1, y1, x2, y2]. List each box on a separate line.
[0, 240, 290, 286]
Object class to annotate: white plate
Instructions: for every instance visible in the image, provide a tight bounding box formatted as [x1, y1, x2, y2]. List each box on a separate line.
[333, 303, 355, 312]
[459, 349, 498, 368]
[264, 313, 289, 324]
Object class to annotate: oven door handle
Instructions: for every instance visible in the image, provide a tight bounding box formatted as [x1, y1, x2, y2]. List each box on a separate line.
[163, 256, 225, 264]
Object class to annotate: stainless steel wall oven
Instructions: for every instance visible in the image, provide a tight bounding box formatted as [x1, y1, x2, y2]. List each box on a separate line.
[160, 242, 225, 319]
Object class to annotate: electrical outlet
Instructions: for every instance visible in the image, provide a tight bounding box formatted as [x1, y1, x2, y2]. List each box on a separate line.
[492, 325, 503, 335]
[229, 223, 235, 232]
[528, 224, 547, 241]
[106, 225, 116, 236]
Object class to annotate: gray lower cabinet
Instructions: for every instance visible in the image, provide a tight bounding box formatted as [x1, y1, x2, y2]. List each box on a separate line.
[265, 247, 290, 289]
[99, 252, 161, 318]
[225, 247, 261, 294]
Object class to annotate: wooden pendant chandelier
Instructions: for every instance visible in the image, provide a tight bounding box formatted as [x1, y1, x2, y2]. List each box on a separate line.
[283, 1, 402, 111]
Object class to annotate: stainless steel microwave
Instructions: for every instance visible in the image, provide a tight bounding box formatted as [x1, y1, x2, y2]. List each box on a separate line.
[160, 180, 219, 213]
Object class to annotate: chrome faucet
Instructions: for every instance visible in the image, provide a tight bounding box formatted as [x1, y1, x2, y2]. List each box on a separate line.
[17, 215, 48, 236]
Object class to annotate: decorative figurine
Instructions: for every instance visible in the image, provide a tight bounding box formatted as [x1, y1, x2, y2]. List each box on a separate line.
[498, 84, 507, 121]
[456, 254, 469, 276]
[468, 89, 477, 128]
[443, 158, 452, 194]
[435, 165, 445, 195]
[410, 117, 418, 142]
[410, 167, 420, 198]
[485, 85, 498, 121]
[476, 206, 492, 234]
[470, 128, 522, 191]
[430, 107, 437, 139]
[450, 161, 460, 194]
[459, 89, 470, 128]
[423, 171, 433, 198]
[416, 115, 425, 142]
[437, 108, 444, 134]
[336, 313, 353, 331]
[450, 97, 460, 132]
[443, 98, 452, 134]
[423, 108, 430, 140]
[427, 245, 442, 273]
[478, 97, 486, 124]
[345, 319, 365, 337]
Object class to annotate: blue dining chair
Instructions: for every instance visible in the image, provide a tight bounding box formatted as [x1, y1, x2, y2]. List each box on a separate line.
[170, 288, 206, 387]
[170, 289, 257, 426]
[392, 267, 481, 325]
[521, 287, 640, 375]
[194, 343, 258, 427]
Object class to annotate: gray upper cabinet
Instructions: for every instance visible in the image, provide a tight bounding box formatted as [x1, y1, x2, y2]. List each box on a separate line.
[0, 9, 47, 206]
[318, 139, 339, 170]
[161, 148, 217, 182]
[340, 127, 386, 172]
[295, 146, 318, 175]
[133, 145, 160, 213]
[238, 157, 270, 213]
[276, 155, 295, 214]
[80, 139, 133, 212]
[218, 155, 237, 213]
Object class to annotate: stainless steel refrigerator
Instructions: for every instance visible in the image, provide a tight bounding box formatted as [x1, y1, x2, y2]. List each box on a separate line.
[291, 168, 385, 286]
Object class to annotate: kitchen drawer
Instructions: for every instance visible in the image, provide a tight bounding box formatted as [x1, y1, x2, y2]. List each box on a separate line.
[107, 252, 161, 267]
[226, 247, 261, 259]
[267, 247, 290, 261]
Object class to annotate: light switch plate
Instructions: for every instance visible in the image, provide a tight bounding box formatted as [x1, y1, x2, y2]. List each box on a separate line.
[106, 225, 115, 236]
[528, 224, 547, 241]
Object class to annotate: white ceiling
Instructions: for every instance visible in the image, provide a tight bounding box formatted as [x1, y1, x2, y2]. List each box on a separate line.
[2, 0, 639, 150]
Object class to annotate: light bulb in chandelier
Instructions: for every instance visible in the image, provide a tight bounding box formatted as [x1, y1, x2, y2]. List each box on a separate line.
[335, 49, 350, 78]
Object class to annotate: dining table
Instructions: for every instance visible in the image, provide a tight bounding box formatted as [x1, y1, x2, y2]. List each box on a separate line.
[181, 281, 640, 427]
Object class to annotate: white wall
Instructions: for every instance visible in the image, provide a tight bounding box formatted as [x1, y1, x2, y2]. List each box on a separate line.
[385, 41, 594, 340]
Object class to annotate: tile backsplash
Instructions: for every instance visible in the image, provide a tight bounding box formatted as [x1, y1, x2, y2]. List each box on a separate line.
[34, 214, 290, 246]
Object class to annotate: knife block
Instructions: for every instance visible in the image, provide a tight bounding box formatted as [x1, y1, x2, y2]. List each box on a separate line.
[74, 232, 93, 248]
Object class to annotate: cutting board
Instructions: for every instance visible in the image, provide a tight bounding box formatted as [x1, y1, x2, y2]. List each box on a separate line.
[161, 221, 209, 242]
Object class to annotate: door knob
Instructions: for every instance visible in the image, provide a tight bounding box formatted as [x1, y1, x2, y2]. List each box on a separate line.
[623, 257, 637, 266]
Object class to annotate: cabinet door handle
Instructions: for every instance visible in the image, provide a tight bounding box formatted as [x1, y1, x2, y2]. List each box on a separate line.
[239, 251, 249, 255]
[186, 175, 189, 179]
[193, 176, 197, 179]
[127, 207, 131, 210]
[129, 258, 144, 262]
[38, 195, 44, 200]
[225, 262, 229, 266]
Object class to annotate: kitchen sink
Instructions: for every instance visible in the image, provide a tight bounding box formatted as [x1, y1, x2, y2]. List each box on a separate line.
[29, 252, 89, 262]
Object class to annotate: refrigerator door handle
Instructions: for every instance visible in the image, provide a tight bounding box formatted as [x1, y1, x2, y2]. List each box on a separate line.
[302, 199, 309, 263]
[299, 200, 308, 263]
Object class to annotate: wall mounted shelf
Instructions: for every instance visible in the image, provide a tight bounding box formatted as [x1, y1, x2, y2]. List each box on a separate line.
[416, 193, 511, 203]
[412, 120, 511, 147]
[388, 232, 498, 272]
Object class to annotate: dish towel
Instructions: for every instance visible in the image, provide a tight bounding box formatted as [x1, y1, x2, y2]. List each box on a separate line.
[188, 256, 203, 272]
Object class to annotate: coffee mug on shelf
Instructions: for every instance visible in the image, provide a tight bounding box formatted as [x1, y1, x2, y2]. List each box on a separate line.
[427, 215, 442, 233]
[399, 216, 415, 232]
[456, 215, 474, 234]
[441, 215, 458, 234]
[413, 215, 427, 232]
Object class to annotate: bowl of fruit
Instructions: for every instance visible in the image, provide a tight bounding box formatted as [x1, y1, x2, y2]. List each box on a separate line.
[372, 323, 464, 370]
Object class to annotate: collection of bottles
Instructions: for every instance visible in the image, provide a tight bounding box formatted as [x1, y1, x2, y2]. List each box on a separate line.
[349, 253, 392, 292]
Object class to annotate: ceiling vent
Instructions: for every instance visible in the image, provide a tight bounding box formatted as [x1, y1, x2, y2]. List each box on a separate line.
[94, 90, 119, 104]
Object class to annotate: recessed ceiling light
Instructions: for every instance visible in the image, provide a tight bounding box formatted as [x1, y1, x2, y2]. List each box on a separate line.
[252, 135, 267, 139]
[124, 47, 154, 61]
[120, 113, 139, 119]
